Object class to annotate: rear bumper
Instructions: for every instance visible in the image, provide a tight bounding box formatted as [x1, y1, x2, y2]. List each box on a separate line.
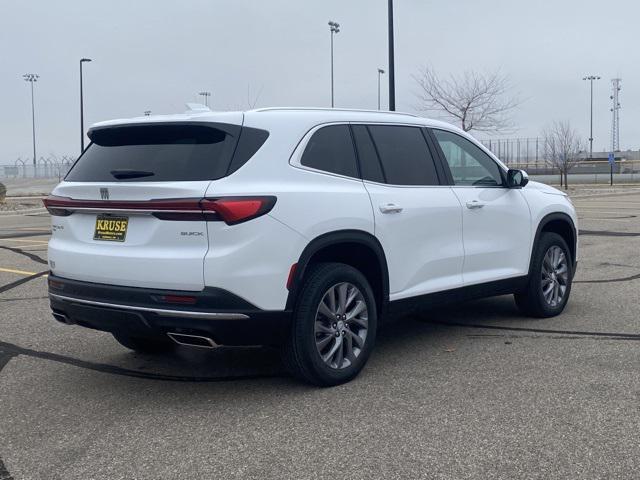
[48, 274, 291, 346]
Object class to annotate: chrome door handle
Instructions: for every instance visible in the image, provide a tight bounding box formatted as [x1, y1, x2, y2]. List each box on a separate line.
[379, 203, 403, 214]
[466, 200, 485, 209]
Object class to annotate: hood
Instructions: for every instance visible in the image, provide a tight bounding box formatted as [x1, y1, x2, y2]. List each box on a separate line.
[525, 181, 567, 196]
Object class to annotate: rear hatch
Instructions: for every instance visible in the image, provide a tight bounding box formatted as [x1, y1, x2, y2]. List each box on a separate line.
[46, 121, 241, 291]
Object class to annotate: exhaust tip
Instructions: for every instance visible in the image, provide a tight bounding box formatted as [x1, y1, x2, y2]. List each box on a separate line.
[52, 312, 73, 325]
[167, 332, 217, 349]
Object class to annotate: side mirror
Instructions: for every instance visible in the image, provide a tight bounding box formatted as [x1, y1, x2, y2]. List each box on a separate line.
[507, 169, 529, 189]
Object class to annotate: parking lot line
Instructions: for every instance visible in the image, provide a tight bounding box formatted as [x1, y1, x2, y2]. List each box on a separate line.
[0, 267, 43, 276]
[7, 242, 50, 249]
[574, 205, 640, 210]
[0, 238, 51, 244]
[578, 211, 640, 215]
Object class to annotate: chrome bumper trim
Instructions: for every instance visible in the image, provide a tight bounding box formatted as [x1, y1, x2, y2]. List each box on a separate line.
[49, 293, 250, 320]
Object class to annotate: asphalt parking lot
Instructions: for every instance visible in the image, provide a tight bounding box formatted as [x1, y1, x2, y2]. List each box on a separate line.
[1, 190, 639, 479]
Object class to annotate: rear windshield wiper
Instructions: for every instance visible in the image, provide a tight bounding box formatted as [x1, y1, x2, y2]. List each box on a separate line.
[110, 169, 155, 179]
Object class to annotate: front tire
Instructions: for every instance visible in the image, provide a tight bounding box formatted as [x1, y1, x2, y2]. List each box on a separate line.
[112, 333, 176, 354]
[515, 232, 573, 318]
[282, 262, 378, 387]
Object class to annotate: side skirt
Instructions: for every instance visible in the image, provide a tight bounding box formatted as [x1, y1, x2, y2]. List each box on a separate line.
[386, 276, 529, 318]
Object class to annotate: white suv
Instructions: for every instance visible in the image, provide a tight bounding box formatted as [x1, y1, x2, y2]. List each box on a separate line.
[45, 108, 578, 386]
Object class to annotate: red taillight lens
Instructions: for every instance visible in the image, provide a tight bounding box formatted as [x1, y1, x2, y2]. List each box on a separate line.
[42, 195, 202, 216]
[159, 295, 197, 305]
[201, 196, 276, 225]
[42, 194, 276, 224]
[43, 196, 73, 216]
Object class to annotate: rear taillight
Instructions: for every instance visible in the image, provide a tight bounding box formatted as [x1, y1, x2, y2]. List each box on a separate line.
[200, 197, 276, 225]
[42, 196, 73, 216]
[42, 194, 276, 225]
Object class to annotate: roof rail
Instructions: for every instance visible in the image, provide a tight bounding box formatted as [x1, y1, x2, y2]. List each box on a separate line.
[251, 107, 420, 118]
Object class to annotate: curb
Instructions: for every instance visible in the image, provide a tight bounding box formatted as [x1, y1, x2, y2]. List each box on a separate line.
[0, 207, 47, 217]
[570, 189, 640, 199]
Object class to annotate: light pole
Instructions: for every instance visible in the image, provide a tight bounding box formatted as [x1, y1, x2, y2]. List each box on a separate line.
[328, 20, 340, 108]
[198, 91, 211, 107]
[388, 0, 395, 111]
[23, 73, 39, 168]
[377, 68, 386, 110]
[80, 58, 92, 153]
[582, 75, 600, 159]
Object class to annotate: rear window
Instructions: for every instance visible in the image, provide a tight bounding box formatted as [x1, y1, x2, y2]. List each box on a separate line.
[300, 125, 358, 178]
[65, 123, 267, 182]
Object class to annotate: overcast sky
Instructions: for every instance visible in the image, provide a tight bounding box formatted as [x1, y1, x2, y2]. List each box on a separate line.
[1, 0, 638, 161]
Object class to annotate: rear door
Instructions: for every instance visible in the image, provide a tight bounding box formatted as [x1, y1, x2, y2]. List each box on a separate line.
[354, 124, 465, 301]
[429, 128, 531, 285]
[48, 122, 241, 291]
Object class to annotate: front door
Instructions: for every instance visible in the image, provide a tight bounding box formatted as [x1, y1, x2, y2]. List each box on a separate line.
[430, 128, 531, 286]
[352, 124, 465, 301]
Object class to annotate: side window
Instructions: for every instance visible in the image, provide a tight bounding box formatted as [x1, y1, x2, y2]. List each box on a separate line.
[351, 125, 384, 183]
[432, 129, 503, 187]
[300, 125, 358, 178]
[367, 125, 440, 186]
[227, 127, 269, 175]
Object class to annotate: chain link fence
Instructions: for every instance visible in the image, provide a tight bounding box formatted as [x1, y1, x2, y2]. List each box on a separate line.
[0, 155, 76, 196]
[1, 155, 75, 181]
[481, 138, 640, 183]
[481, 137, 545, 168]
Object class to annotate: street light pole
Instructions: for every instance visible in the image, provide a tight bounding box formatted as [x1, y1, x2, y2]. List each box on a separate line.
[328, 21, 340, 108]
[198, 91, 211, 107]
[23, 73, 39, 168]
[80, 58, 92, 153]
[377, 68, 385, 110]
[582, 75, 600, 159]
[388, 0, 395, 111]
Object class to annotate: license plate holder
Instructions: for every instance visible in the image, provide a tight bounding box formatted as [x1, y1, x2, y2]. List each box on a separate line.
[94, 215, 129, 242]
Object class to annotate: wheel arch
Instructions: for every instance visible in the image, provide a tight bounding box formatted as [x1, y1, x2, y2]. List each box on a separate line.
[530, 212, 577, 274]
[285, 230, 390, 315]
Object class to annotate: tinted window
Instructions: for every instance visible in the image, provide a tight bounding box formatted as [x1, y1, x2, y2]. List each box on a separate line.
[300, 125, 358, 178]
[432, 129, 503, 186]
[66, 124, 240, 182]
[352, 125, 384, 183]
[367, 125, 439, 186]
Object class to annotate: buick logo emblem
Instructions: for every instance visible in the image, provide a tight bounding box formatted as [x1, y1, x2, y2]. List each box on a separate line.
[100, 188, 109, 200]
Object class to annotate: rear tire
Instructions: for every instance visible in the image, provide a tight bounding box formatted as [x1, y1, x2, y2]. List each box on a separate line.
[112, 333, 176, 354]
[282, 262, 378, 387]
[515, 232, 573, 318]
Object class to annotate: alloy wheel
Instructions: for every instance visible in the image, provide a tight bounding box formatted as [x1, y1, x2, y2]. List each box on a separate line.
[541, 246, 569, 307]
[314, 282, 368, 369]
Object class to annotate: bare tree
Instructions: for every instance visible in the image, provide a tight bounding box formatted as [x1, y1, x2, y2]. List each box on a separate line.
[413, 67, 520, 133]
[225, 84, 265, 111]
[246, 84, 264, 109]
[541, 121, 584, 190]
